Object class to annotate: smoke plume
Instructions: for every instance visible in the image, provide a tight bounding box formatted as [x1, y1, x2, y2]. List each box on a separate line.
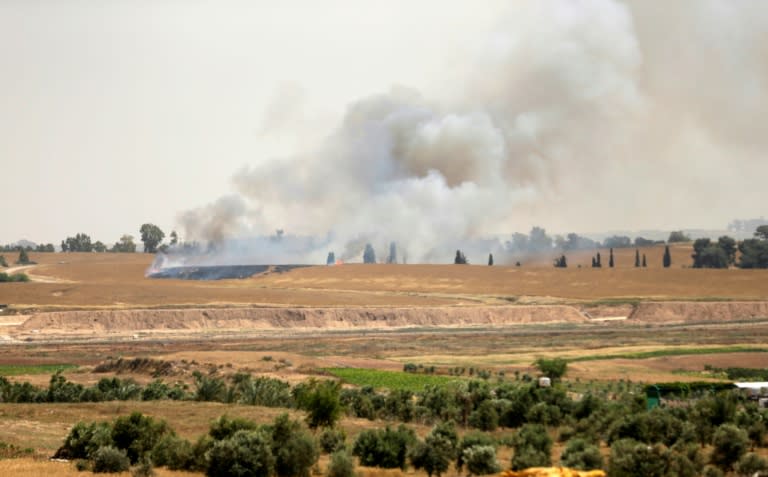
[178, 0, 768, 265]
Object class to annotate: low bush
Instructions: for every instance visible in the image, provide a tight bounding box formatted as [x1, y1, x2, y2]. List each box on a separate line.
[92, 446, 130, 473]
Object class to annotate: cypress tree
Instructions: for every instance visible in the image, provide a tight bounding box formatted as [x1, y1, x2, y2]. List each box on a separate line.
[663, 245, 672, 268]
[488, 253, 494, 266]
[596, 252, 602, 268]
[642, 254, 647, 267]
[634, 249, 640, 267]
[609, 248, 614, 268]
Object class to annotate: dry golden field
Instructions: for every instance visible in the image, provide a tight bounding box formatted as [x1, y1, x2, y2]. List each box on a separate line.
[1, 246, 768, 475]
[0, 244, 766, 311]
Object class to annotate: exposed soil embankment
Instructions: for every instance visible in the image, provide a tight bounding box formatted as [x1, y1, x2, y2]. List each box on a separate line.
[13, 305, 587, 338]
[630, 301, 768, 324]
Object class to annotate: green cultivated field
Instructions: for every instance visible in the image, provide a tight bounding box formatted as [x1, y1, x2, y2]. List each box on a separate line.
[325, 368, 461, 391]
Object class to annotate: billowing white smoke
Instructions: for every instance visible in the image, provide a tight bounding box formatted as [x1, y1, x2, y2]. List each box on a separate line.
[178, 0, 768, 265]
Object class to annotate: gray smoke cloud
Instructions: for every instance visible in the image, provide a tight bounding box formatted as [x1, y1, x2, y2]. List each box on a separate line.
[178, 0, 768, 265]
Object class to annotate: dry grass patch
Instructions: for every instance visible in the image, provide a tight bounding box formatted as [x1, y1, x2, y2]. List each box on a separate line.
[0, 458, 200, 477]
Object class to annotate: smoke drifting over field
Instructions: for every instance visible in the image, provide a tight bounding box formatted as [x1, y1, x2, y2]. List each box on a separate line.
[179, 0, 768, 265]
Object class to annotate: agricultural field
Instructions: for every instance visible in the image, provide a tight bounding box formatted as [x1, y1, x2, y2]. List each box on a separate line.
[0, 246, 767, 476]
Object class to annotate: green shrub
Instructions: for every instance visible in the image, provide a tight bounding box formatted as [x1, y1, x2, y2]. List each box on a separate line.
[609, 439, 671, 477]
[270, 414, 319, 477]
[206, 429, 275, 477]
[209, 415, 258, 441]
[456, 432, 495, 472]
[735, 452, 768, 477]
[150, 434, 194, 470]
[560, 438, 603, 471]
[111, 412, 172, 464]
[131, 455, 155, 477]
[55, 421, 113, 460]
[92, 446, 130, 473]
[711, 423, 749, 471]
[327, 450, 355, 477]
[352, 425, 415, 470]
[320, 427, 347, 453]
[462, 445, 500, 476]
[0, 272, 29, 282]
[510, 424, 552, 470]
[468, 400, 498, 431]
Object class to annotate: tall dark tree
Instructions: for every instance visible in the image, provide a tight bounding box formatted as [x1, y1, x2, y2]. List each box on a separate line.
[363, 244, 376, 264]
[488, 254, 493, 266]
[634, 249, 640, 267]
[663, 245, 672, 268]
[326, 252, 336, 265]
[596, 252, 602, 267]
[554, 255, 567, 268]
[169, 231, 179, 246]
[718, 236, 737, 266]
[609, 248, 614, 268]
[387, 242, 397, 264]
[17, 248, 31, 265]
[642, 254, 647, 267]
[454, 250, 467, 265]
[139, 224, 165, 253]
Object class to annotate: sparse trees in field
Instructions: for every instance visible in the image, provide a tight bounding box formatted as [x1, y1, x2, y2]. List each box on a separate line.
[553, 255, 567, 268]
[363, 243, 376, 264]
[609, 248, 614, 268]
[488, 253, 493, 266]
[642, 254, 647, 267]
[592, 252, 602, 268]
[139, 224, 165, 253]
[326, 252, 336, 265]
[635, 249, 640, 268]
[454, 250, 468, 264]
[663, 245, 672, 268]
[92, 241, 107, 253]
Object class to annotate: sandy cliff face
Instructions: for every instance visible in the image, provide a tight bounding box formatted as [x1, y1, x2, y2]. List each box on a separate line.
[13, 305, 587, 338]
[629, 301, 768, 324]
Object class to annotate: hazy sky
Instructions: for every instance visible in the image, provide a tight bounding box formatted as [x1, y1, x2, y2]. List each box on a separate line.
[2, 0, 767, 246]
